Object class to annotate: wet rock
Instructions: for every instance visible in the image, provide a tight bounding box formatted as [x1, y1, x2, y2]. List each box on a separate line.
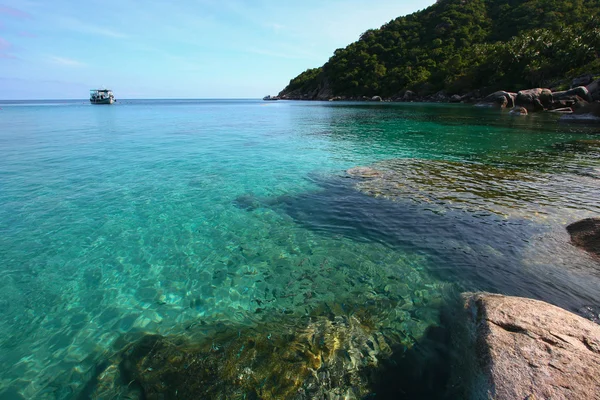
[587, 79, 600, 101]
[463, 292, 600, 400]
[89, 315, 396, 399]
[402, 90, 417, 101]
[509, 106, 528, 116]
[450, 94, 462, 103]
[559, 102, 600, 123]
[371, 96, 382, 102]
[553, 86, 592, 102]
[478, 91, 516, 108]
[516, 88, 553, 111]
[566, 218, 600, 258]
[547, 107, 573, 114]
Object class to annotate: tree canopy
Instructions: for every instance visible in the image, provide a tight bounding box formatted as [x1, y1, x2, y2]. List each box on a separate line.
[280, 0, 600, 98]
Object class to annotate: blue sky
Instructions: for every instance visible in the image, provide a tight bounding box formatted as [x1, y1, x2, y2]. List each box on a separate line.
[0, 0, 434, 99]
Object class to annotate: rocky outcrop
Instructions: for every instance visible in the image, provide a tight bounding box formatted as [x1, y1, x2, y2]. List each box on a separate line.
[588, 79, 600, 101]
[515, 88, 553, 111]
[463, 293, 600, 400]
[403, 90, 417, 101]
[572, 74, 595, 88]
[371, 95, 383, 102]
[566, 218, 600, 258]
[553, 86, 592, 102]
[509, 106, 528, 115]
[477, 91, 516, 108]
[560, 102, 600, 123]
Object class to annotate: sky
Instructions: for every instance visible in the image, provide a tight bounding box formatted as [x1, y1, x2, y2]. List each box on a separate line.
[0, 0, 435, 99]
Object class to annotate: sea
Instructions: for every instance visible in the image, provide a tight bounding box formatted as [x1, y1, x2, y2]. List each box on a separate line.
[0, 99, 599, 399]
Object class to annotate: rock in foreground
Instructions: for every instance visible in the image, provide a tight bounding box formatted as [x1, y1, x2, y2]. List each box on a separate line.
[567, 218, 600, 258]
[463, 293, 600, 400]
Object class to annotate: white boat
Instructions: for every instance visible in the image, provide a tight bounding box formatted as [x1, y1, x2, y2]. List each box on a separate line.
[90, 89, 115, 104]
[263, 95, 279, 101]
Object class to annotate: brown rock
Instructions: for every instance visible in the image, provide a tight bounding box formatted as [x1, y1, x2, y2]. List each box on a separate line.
[509, 106, 528, 115]
[553, 86, 592, 102]
[516, 88, 553, 111]
[478, 91, 516, 108]
[587, 79, 600, 102]
[566, 218, 600, 258]
[464, 293, 600, 400]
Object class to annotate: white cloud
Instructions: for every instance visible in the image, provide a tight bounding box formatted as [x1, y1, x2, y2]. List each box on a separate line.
[57, 16, 127, 39]
[48, 55, 85, 67]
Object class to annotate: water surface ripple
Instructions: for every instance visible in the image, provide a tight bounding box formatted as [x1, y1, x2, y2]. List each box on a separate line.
[0, 100, 599, 398]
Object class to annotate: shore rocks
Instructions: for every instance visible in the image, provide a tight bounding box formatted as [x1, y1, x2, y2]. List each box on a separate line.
[403, 90, 417, 101]
[463, 292, 600, 400]
[478, 91, 516, 108]
[371, 95, 383, 102]
[515, 88, 553, 111]
[553, 86, 592, 102]
[587, 79, 600, 101]
[566, 218, 600, 258]
[509, 106, 528, 115]
[572, 74, 594, 88]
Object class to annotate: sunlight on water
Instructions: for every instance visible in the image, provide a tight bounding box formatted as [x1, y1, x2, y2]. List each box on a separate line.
[0, 100, 599, 398]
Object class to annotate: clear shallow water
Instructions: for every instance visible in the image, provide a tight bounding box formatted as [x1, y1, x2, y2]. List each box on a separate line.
[0, 99, 599, 398]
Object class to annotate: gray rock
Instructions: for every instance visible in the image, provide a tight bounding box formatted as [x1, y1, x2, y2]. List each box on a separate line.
[509, 106, 528, 116]
[450, 94, 462, 103]
[552, 86, 592, 102]
[478, 91, 516, 108]
[516, 88, 553, 111]
[587, 79, 600, 101]
[402, 90, 416, 101]
[547, 107, 573, 114]
[566, 218, 600, 258]
[371, 96, 382, 102]
[463, 293, 600, 400]
[572, 74, 594, 88]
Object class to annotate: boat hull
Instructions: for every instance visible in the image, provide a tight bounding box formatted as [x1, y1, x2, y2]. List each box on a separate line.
[90, 98, 114, 105]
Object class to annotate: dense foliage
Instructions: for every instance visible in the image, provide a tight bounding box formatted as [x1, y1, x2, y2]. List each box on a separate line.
[280, 0, 600, 98]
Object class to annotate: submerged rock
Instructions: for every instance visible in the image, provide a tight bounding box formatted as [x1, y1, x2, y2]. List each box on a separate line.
[347, 158, 555, 219]
[463, 293, 600, 399]
[346, 166, 384, 178]
[89, 314, 397, 399]
[566, 218, 600, 258]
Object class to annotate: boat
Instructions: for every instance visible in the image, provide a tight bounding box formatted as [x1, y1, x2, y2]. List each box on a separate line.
[90, 89, 115, 104]
[263, 95, 279, 101]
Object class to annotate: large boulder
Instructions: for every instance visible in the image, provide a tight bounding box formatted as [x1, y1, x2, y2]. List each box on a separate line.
[552, 86, 592, 102]
[587, 79, 600, 101]
[402, 90, 417, 101]
[509, 106, 528, 115]
[463, 293, 600, 400]
[573, 74, 594, 88]
[477, 91, 516, 108]
[566, 218, 600, 258]
[515, 88, 553, 111]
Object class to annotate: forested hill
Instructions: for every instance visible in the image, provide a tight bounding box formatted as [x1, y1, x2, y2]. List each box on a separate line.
[279, 0, 600, 100]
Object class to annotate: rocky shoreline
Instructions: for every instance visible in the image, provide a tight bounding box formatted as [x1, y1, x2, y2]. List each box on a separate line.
[77, 290, 600, 399]
[279, 75, 600, 123]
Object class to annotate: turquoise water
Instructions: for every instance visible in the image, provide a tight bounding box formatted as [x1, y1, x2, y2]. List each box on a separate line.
[1, 99, 600, 398]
